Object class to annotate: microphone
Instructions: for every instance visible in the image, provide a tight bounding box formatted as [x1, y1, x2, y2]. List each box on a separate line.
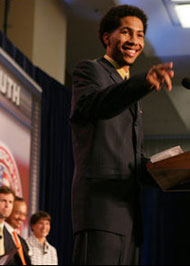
[182, 78, 190, 90]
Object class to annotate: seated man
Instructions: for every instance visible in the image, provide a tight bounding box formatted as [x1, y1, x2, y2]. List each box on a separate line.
[26, 211, 58, 265]
[6, 196, 31, 265]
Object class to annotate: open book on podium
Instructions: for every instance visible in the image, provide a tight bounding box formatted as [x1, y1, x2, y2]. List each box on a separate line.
[147, 146, 190, 192]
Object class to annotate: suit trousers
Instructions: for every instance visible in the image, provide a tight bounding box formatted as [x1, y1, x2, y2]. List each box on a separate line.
[72, 230, 139, 265]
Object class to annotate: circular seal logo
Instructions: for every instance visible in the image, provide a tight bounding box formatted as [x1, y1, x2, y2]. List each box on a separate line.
[0, 142, 23, 197]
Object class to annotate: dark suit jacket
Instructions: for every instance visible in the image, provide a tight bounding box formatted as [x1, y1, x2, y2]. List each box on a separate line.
[70, 57, 152, 246]
[3, 226, 31, 265]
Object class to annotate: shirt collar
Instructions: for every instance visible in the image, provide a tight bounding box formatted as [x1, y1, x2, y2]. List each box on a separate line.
[0, 222, 5, 230]
[30, 233, 49, 251]
[104, 55, 130, 80]
[4, 222, 14, 234]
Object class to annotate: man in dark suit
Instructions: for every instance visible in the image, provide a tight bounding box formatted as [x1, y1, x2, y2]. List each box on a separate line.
[70, 4, 174, 265]
[0, 186, 16, 262]
[6, 196, 31, 265]
[3, 224, 31, 265]
[0, 187, 31, 265]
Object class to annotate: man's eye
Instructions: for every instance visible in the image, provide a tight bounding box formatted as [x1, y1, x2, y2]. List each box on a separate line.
[122, 31, 129, 34]
[138, 34, 144, 38]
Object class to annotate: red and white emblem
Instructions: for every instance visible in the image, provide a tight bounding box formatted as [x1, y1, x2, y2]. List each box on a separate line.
[0, 142, 22, 197]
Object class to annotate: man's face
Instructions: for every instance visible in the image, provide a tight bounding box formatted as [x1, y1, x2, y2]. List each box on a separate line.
[104, 16, 145, 67]
[32, 219, 51, 239]
[0, 193, 14, 220]
[6, 201, 27, 229]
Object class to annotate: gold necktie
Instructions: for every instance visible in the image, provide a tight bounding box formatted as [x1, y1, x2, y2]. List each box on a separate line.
[0, 225, 5, 256]
[12, 231, 27, 265]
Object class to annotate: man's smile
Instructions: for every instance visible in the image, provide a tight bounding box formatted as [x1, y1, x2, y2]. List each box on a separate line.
[122, 45, 140, 57]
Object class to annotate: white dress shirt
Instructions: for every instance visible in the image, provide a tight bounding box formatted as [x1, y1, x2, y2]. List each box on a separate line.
[4, 222, 21, 244]
[0, 223, 5, 256]
[26, 234, 58, 265]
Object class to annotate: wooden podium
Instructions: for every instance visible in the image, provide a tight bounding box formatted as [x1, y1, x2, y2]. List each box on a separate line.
[147, 151, 190, 192]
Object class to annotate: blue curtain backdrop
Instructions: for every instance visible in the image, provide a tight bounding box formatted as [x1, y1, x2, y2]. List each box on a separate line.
[1, 30, 190, 265]
[141, 187, 190, 265]
[36, 68, 74, 265]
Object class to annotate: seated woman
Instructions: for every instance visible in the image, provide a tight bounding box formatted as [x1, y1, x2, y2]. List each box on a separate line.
[26, 211, 58, 265]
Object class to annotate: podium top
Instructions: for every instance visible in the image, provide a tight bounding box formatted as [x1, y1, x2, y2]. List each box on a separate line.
[147, 151, 190, 192]
[147, 151, 190, 170]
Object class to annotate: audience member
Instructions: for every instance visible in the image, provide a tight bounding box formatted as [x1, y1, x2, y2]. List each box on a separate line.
[6, 196, 31, 265]
[0, 186, 15, 260]
[26, 211, 58, 265]
[6, 197, 28, 231]
[0, 186, 29, 265]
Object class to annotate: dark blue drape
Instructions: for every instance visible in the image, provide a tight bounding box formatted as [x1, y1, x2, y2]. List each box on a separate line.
[1, 30, 190, 265]
[141, 188, 190, 265]
[36, 68, 74, 265]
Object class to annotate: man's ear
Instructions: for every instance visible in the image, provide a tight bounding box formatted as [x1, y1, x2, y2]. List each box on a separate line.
[103, 32, 110, 47]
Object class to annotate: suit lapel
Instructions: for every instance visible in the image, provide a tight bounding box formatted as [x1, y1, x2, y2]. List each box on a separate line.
[3, 226, 16, 253]
[110, 71, 123, 83]
[19, 235, 31, 265]
[130, 103, 137, 120]
[97, 57, 138, 119]
[96, 57, 123, 83]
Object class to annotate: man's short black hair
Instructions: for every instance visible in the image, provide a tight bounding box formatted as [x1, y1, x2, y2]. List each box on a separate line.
[15, 196, 25, 202]
[30, 211, 51, 227]
[0, 186, 15, 198]
[99, 5, 148, 48]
